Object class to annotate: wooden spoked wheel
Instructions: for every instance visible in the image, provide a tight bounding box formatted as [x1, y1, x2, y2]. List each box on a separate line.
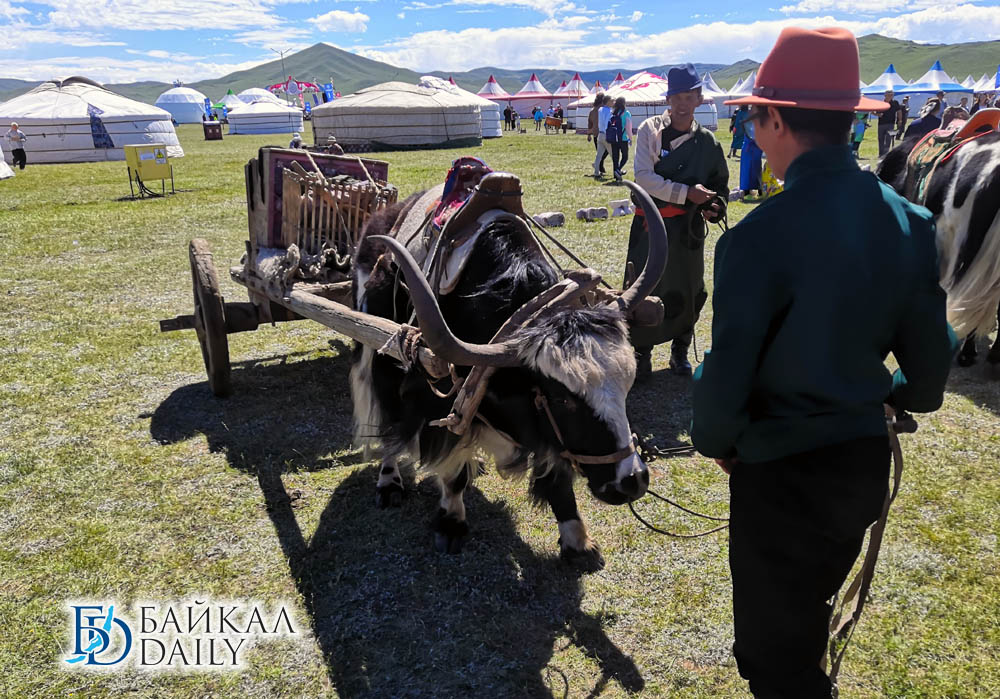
[189, 238, 232, 397]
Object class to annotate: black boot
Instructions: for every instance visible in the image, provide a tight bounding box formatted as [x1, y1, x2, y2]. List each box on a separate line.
[668, 334, 692, 377]
[635, 347, 652, 383]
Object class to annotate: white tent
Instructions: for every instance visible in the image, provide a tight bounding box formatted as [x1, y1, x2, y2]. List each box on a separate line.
[569, 71, 717, 132]
[237, 87, 283, 105]
[561, 73, 589, 100]
[227, 100, 303, 135]
[702, 71, 739, 117]
[0, 143, 13, 179]
[609, 72, 626, 89]
[862, 64, 909, 95]
[311, 82, 481, 149]
[477, 75, 512, 102]
[508, 73, 552, 117]
[896, 60, 971, 108]
[0, 76, 182, 164]
[217, 91, 244, 111]
[155, 86, 207, 123]
[961, 75, 977, 89]
[419, 75, 501, 138]
[974, 67, 999, 93]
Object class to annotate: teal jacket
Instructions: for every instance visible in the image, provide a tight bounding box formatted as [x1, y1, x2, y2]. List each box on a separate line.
[691, 145, 957, 463]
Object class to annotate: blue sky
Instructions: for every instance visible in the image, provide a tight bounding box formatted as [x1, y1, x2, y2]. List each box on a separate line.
[1, 0, 998, 84]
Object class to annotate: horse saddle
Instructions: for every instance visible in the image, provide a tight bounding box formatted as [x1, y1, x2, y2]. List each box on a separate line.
[907, 108, 1000, 204]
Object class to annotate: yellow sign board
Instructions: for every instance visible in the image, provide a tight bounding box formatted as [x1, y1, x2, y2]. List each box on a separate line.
[124, 144, 171, 181]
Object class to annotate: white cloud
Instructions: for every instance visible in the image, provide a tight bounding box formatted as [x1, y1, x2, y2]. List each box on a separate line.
[629, 10, 643, 22]
[308, 9, 369, 32]
[0, 55, 265, 85]
[397, 10, 405, 17]
[0, 0, 28, 19]
[232, 27, 312, 48]
[779, 0, 940, 14]
[0, 23, 126, 50]
[40, 0, 283, 31]
[402, 0, 577, 17]
[604, 25, 631, 31]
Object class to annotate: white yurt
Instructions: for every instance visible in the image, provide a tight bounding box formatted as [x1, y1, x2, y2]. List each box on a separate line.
[569, 71, 718, 133]
[237, 87, 283, 105]
[0, 143, 13, 179]
[311, 82, 482, 149]
[509, 74, 552, 117]
[0, 76, 183, 164]
[227, 100, 304, 134]
[155, 86, 208, 123]
[419, 75, 501, 138]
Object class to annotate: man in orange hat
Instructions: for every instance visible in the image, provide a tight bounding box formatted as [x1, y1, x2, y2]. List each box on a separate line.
[691, 27, 957, 697]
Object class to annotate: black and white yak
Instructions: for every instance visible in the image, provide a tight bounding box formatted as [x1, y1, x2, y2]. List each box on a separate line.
[877, 120, 1000, 376]
[349, 180, 666, 566]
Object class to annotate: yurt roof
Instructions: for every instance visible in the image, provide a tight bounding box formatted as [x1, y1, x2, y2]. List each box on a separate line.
[896, 60, 967, 94]
[609, 72, 626, 88]
[314, 81, 483, 112]
[570, 72, 666, 108]
[477, 75, 512, 98]
[237, 87, 282, 103]
[513, 74, 551, 98]
[0, 76, 171, 121]
[218, 93, 244, 108]
[419, 75, 498, 107]
[156, 86, 207, 103]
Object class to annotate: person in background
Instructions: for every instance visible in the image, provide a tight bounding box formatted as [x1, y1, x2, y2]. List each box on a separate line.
[289, 132, 304, 149]
[904, 97, 943, 140]
[534, 106, 544, 131]
[970, 93, 988, 115]
[503, 104, 513, 131]
[851, 111, 869, 157]
[5, 122, 27, 170]
[959, 96, 969, 111]
[877, 90, 900, 156]
[593, 95, 612, 178]
[606, 96, 633, 183]
[740, 118, 764, 200]
[628, 63, 728, 378]
[587, 92, 608, 176]
[895, 95, 909, 140]
[694, 27, 956, 698]
[729, 105, 749, 158]
[511, 109, 520, 131]
[554, 103, 563, 119]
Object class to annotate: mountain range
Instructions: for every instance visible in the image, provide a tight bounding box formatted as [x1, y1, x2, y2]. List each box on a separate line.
[2, 35, 998, 105]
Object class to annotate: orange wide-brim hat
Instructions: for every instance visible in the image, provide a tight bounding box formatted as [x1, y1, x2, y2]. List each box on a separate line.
[726, 27, 889, 112]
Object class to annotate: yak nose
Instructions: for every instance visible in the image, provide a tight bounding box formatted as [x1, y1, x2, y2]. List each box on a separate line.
[616, 454, 649, 501]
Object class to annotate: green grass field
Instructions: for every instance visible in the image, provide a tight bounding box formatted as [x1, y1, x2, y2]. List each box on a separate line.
[1, 121, 998, 698]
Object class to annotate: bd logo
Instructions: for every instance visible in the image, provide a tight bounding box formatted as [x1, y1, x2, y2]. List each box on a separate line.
[66, 604, 132, 666]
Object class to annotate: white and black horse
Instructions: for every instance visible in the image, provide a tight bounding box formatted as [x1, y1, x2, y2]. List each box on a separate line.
[878, 123, 1000, 376]
[349, 179, 666, 566]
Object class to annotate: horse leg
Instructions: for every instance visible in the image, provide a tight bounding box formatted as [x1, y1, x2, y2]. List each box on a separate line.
[987, 301, 1000, 380]
[433, 463, 471, 554]
[957, 333, 978, 367]
[531, 467, 604, 571]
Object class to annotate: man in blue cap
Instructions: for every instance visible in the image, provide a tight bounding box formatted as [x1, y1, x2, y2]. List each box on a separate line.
[626, 62, 728, 379]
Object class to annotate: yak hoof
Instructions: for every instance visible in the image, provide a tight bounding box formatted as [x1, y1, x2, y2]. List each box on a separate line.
[559, 539, 605, 572]
[375, 483, 404, 509]
[432, 509, 469, 555]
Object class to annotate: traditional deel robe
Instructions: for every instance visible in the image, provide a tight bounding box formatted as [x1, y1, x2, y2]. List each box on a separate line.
[628, 112, 729, 347]
[691, 145, 958, 464]
[739, 121, 763, 192]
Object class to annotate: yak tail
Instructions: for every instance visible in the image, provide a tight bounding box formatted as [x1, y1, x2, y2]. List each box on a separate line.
[941, 208, 1000, 338]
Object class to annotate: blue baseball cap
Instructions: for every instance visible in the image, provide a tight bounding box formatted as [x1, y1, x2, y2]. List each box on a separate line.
[666, 63, 703, 96]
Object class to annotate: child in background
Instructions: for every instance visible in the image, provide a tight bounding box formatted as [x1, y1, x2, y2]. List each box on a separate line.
[852, 112, 869, 157]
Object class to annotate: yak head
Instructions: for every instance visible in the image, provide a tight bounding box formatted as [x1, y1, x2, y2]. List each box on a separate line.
[369, 180, 667, 506]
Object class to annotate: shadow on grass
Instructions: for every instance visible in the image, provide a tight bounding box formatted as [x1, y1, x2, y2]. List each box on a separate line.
[627, 366, 694, 451]
[947, 359, 1000, 417]
[150, 340, 645, 697]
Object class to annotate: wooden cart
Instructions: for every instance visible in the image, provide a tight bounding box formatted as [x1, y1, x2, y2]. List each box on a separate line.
[160, 147, 447, 396]
[543, 116, 563, 134]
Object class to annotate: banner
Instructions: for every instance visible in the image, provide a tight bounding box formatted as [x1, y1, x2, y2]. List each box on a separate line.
[203, 98, 212, 119]
[322, 83, 334, 102]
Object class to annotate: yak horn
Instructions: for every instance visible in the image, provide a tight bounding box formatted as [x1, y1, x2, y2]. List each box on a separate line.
[368, 235, 523, 367]
[616, 180, 668, 313]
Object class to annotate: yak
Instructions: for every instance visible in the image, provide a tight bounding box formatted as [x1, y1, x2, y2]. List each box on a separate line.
[348, 178, 666, 567]
[877, 113, 1000, 376]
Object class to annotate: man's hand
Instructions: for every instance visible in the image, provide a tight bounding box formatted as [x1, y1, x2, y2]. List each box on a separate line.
[687, 184, 715, 206]
[702, 199, 724, 222]
[714, 457, 738, 475]
[587, 134, 592, 142]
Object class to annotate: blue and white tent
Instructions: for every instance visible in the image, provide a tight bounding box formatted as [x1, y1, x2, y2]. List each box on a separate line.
[973, 66, 1000, 93]
[896, 61, 968, 95]
[861, 64, 909, 96]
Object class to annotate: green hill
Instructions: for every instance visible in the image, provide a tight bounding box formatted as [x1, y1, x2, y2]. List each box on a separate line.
[856, 34, 1000, 82]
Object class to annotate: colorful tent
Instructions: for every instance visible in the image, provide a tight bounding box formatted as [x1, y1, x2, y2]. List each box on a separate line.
[896, 61, 972, 109]
[227, 100, 303, 134]
[477, 75, 511, 101]
[561, 73, 589, 100]
[312, 82, 482, 149]
[609, 72, 626, 89]
[861, 64, 909, 95]
[508, 73, 552, 117]
[419, 75, 501, 138]
[0, 76, 182, 164]
[569, 71, 717, 132]
[155, 86, 208, 123]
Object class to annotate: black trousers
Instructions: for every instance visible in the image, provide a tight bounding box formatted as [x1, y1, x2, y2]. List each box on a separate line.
[504, 117, 512, 130]
[12, 147, 26, 169]
[609, 141, 629, 176]
[877, 124, 893, 156]
[729, 435, 889, 698]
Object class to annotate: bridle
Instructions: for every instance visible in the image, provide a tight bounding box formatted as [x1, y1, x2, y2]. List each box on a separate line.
[531, 386, 638, 473]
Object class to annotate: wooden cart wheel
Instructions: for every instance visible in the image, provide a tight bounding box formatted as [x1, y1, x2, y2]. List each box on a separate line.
[189, 239, 232, 397]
